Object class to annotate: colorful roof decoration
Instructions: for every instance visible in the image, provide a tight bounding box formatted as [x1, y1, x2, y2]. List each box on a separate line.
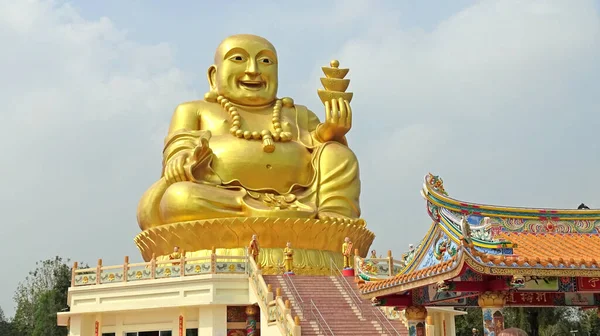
[358, 173, 600, 299]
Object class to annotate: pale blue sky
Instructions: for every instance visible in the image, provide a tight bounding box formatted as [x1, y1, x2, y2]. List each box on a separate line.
[1, 0, 599, 317]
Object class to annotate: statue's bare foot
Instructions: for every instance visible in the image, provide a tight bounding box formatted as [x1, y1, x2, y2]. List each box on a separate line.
[318, 212, 365, 226]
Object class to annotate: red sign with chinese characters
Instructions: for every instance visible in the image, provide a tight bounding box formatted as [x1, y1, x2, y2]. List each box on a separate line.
[95, 321, 99, 336]
[577, 277, 600, 292]
[505, 292, 557, 306]
[179, 315, 183, 336]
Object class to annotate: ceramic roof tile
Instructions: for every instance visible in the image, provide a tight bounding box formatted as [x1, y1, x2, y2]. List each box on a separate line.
[473, 232, 600, 268]
[359, 254, 459, 292]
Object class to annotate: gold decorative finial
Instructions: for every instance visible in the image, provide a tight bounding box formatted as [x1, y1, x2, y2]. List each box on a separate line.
[318, 59, 353, 105]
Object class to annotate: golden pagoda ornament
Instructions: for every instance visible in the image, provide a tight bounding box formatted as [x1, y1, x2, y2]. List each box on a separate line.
[317, 60, 353, 105]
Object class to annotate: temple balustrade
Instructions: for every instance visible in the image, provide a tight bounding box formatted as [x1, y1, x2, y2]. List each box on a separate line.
[68, 250, 300, 336]
[71, 252, 248, 287]
[353, 249, 406, 281]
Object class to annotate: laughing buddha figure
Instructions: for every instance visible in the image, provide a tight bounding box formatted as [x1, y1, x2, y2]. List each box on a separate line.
[137, 34, 362, 230]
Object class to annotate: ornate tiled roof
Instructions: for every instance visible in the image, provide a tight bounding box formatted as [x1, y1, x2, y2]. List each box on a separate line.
[358, 173, 600, 298]
[469, 232, 600, 269]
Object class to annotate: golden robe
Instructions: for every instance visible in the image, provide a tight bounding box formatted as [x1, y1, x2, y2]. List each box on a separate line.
[137, 102, 361, 230]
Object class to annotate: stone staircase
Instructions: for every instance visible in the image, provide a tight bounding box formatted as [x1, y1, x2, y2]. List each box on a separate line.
[263, 275, 408, 335]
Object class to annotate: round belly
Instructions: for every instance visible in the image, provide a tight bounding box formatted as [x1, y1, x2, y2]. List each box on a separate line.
[209, 135, 314, 194]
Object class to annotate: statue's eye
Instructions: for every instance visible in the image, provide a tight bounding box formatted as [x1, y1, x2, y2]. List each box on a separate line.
[230, 55, 245, 62]
[259, 57, 273, 64]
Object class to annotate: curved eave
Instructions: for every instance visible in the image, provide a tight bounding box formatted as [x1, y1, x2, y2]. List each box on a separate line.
[360, 254, 464, 298]
[422, 175, 600, 220]
[463, 249, 600, 277]
[398, 221, 439, 274]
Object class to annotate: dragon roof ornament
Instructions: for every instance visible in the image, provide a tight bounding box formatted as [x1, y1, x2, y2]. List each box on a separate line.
[426, 173, 448, 196]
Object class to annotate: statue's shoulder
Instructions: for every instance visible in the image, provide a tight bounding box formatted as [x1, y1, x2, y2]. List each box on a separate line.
[172, 100, 220, 117]
[290, 103, 321, 127]
[290, 103, 319, 118]
[174, 99, 214, 112]
[292, 104, 307, 111]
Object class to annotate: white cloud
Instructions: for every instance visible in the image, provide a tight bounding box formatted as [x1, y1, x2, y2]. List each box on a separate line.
[0, 0, 195, 315]
[339, 0, 600, 120]
[330, 0, 600, 252]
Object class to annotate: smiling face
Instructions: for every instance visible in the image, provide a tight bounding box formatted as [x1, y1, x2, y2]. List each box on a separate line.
[209, 34, 278, 106]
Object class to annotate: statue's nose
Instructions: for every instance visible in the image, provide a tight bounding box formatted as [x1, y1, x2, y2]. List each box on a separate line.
[245, 60, 260, 76]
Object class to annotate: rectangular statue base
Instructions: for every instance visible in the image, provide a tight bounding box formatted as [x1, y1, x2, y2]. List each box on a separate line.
[342, 268, 355, 276]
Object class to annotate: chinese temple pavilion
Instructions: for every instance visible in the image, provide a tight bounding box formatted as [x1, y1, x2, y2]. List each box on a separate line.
[356, 173, 600, 336]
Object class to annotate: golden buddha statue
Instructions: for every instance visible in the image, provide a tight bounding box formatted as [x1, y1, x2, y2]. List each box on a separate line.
[134, 34, 374, 274]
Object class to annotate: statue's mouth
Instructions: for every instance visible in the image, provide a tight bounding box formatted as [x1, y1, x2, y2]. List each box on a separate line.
[239, 80, 264, 91]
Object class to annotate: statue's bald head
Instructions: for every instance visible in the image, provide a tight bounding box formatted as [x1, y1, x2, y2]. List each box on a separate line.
[208, 34, 279, 106]
[214, 34, 277, 64]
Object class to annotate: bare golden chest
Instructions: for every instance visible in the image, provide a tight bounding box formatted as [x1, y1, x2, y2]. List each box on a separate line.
[209, 134, 314, 194]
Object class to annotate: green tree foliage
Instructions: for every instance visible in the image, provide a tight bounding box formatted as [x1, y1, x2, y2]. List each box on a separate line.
[455, 308, 483, 336]
[503, 307, 567, 335]
[0, 306, 17, 336]
[32, 290, 62, 336]
[12, 256, 76, 336]
[457, 306, 600, 336]
[588, 309, 600, 335]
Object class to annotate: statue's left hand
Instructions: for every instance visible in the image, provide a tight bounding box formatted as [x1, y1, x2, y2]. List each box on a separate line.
[317, 98, 352, 142]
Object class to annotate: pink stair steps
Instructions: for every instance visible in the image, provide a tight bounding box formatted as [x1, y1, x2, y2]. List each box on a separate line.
[263, 275, 408, 335]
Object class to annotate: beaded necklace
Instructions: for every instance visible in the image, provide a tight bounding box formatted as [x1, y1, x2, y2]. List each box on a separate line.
[218, 95, 292, 153]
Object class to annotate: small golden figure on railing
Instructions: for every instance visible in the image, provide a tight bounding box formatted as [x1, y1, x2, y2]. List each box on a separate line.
[283, 242, 294, 274]
[169, 246, 182, 265]
[248, 235, 260, 264]
[170, 246, 181, 259]
[370, 250, 377, 259]
[342, 237, 353, 269]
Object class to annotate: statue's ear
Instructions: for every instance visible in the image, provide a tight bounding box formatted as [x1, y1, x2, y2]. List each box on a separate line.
[204, 65, 219, 102]
[207, 65, 217, 90]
